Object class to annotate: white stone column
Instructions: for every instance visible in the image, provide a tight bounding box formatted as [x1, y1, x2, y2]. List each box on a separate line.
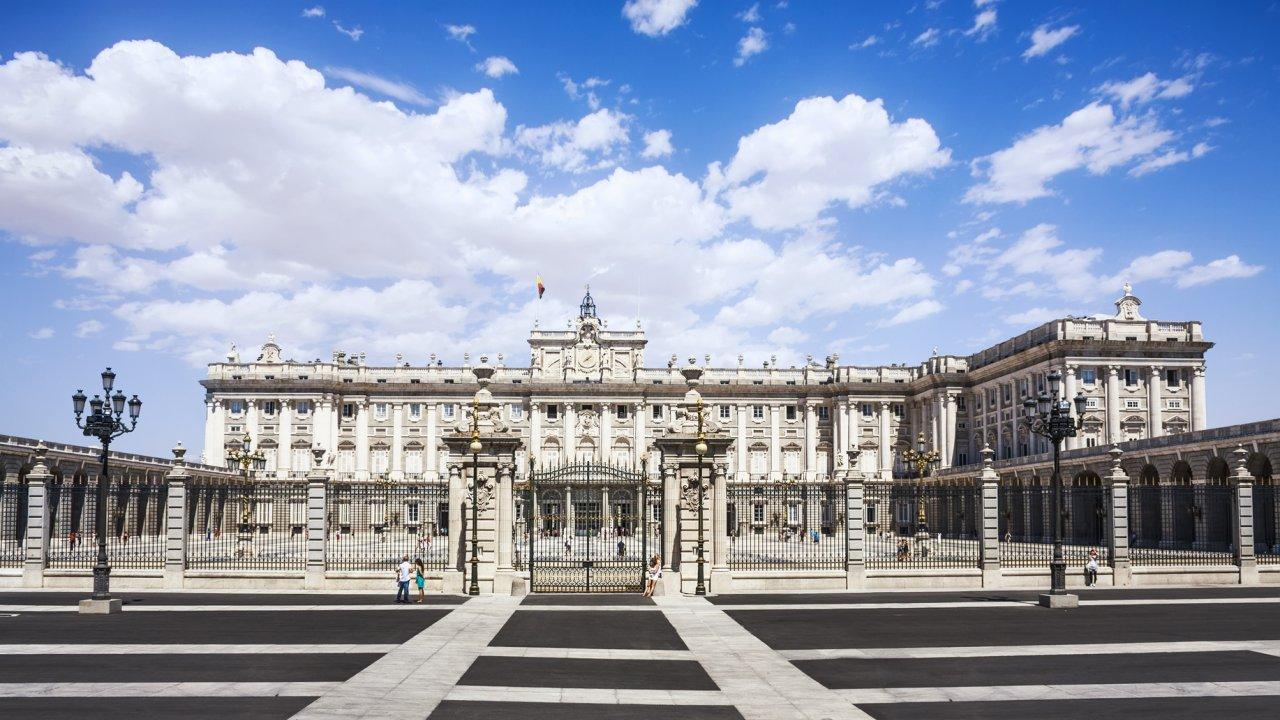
[164, 444, 189, 589]
[933, 395, 944, 456]
[391, 402, 405, 478]
[530, 401, 542, 462]
[305, 449, 328, 590]
[600, 402, 612, 462]
[22, 445, 51, 588]
[355, 401, 369, 477]
[769, 405, 781, 480]
[736, 405, 748, 479]
[447, 463, 463, 580]
[634, 401, 646, 467]
[835, 400, 848, 461]
[246, 399, 260, 446]
[313, 398, 332, 457]
[1191, 365, 1208, 431]
[662, 463, 678, 572]
[1106, 365, 1121, 444]
[278, 400, 293, 476]
[879, 401, 892, 479]
[497, 463, 514, 571]
[979, 446, 1000, 587]
[426, 404, 439, 478]
[804, 403, 817, 479]
[203, 400, 224, 466]
[565, 404, 577, 460]
[1063, 366, 1079, 450]
[1148, 366, 1163, 438]
[848, 399, 859, 460]
[711, 464, 728, 571]
[944, 394, 958, 468]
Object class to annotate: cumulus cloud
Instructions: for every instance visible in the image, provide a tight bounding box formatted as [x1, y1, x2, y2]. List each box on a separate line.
[709, 93, 950, 230]
[1023, 24, 1078, 59]
[1128, 142, 1211, 177]
[1003, 307, 1077, 326]
[29, 327, 55, 340]
[641, 129, 674, 159]
[1097, 72, 1194, 108]
[476, 56, 518, 78]
[325, 67, 432, 106]
[515, 109, 631, 173]
[75, 319, 105, 337]
[1177, 255, 1263, 288]
[882, 299, 944, 326]
[964, 102, 1174, 204]
[734, 27, 769, 66]
[623, 0, 697, 37]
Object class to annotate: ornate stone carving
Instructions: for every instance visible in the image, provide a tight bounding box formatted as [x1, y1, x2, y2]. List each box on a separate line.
[681, 477, 708, 512]
[576, 408, 598, 436]
[466, 473, 496, 511]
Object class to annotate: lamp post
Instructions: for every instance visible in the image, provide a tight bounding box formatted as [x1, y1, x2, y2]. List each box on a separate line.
[226, 432, 265, 553]
[72, 368, 142, 603]
[693, 399, 709, 596]
[901, 431, 940, 542]
[1022, 369, 1088, 605]
[468, 397, 482, 596]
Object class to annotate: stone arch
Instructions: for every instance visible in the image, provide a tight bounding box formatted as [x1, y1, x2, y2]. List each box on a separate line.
[539, 436, 563, 464]
[1247, 452, 1273, 483]
[1068, 471, 1106, 546]
[610, 437, 632, 467]
[1138, 464, 1160, 485]
[1170, 460, 1193, 485]
[1205, 456, 1230, 485]
[1132, 465, 1163, 547]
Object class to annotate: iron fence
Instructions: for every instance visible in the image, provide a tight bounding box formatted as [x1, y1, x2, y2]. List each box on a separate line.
[185, 481, 307, 570]
[1129, 484, 1234, 566]
[1255, 483, 1278, 564]
[46, 478, 166, 570]
[864, 482, 981, 569]
[0, 481, 26, 568]
[997, 483, 1110, 568]
[726, 482, 846, 571]
[325, 481, 450, 571]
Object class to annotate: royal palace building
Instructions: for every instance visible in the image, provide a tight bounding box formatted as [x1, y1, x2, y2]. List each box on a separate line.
[200, 284, 1211, 481]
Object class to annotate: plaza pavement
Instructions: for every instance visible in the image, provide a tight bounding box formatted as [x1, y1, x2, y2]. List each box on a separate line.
[0, 586, 1276, 719]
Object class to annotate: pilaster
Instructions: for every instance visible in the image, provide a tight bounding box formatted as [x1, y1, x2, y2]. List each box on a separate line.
[1231, 445, 1258, 584]
[1106, 447, 1132, 586]
[845, 473, 865, 588]
[305, 447, 328, 590]
[164, 444, 189, 589]
[978, 446, 1000, 587]
[22, 443, 51, 588]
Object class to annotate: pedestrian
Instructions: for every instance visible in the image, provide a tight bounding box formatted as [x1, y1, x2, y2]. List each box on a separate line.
[1084, 549, 1099, 587]
[617, 537, 625, 557]
[68, 531, 77, 552]
[395, 554, 411, 603]
[413, 557, 426, 603]
[643, 554, 662, 597]
[564, 538, 572, 556]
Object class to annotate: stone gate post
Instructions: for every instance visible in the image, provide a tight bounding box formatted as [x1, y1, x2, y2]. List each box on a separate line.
[163, 443, 189, 589]
[662, 462, 678, 574]
[979, 446, 1000, 587]
[1106, 447, 1132, 586]
[845, 473, 865, 588]
[22, 443, 51, 588]
[1231, 445, 1258, 585]
[710, 463, 730, 590]
[305, 448, 328, 590]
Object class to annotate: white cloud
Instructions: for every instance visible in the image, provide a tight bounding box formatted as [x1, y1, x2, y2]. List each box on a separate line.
[558, 74, 610, 110]
[1023, 24, 1078, 59]
[325, 67, 432, 106]
[964, 8, 998, 40]
[1177, 255, 1263, 288]
[476, 56, 518, 78]
[882, 299, 944, 326]
[767, 325, 807, 344]
[332, 21, 363, 41]
[711, 93, 950, 230]
[942, 227, 1001, 275]
[1097, 72, 1195, 108]
[913, 28, 941, 47]
[851, 35, 879, 49]
[641, 129, 674, 159]
[445, 24, 476, 43]
[75, 319, 105, 337]
[737, 3, 761, 23]
[29, 327, 55, 340]
[1003, 307, 1076, 326]
[734, 27, 769, 66]
[623, 0, 697, 37]
[301, 6, 325, 19]
[515, 108, 631, 173]
[965, 102, 1174, 204]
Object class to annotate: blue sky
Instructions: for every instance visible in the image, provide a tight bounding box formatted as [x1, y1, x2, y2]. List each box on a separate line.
[1, 1, 1277, 460]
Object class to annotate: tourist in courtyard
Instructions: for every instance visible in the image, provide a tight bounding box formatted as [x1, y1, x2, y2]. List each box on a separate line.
[395, 554, 411, 603]
[413, 557, 426, 603]
[1084, 549, 1100, 587]
[617, 537, 625, 557]
[643, 554, 662, 597]
[68, 531, 77, 552]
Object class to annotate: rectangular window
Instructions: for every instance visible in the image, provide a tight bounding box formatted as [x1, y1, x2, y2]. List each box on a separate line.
[546, 404, 559, 420]
[510, 404, 524, 421]
[295, 400, 311, 415]
[1125, 369, 1139, 387]
[374, 403, 388, 421]
[861, 403, 873, 418]
[1086, 398, 1100, 409]
[616, 405, 628, 421]
[652, 404, 664, 420]
[341, 403, 355, 419]
[1080, 368, 1097, 385]
[408, 403, 422, 421]
[1019, 379, 1029, 397]
[1125, 399, 1141, 410]
[752, 405, 764, 420]
[262, 401, 278, 417]
[1002, 385, 1011, 403]
[1166, 399, 1184, 409]
[785, 406, 797, 421]
[441, 404, 455, 421]
[956, 397, 966, 411]
[893, 403, 904, 418]
[1166, 369, 1181, 387]
[817, 406, 829, 421]
[719, 405, 731, 420]
[229, 400, 245, 415]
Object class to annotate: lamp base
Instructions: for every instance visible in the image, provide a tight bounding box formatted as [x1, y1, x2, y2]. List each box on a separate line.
[1038, 592, 1078, 609]
[79, 598, 123, 614]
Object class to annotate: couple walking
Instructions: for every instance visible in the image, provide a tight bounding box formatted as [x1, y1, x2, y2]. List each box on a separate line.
[395, 554, 427, 603]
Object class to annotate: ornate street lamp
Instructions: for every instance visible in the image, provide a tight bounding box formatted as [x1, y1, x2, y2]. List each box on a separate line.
[901, 431, 940, 542]
[693, 398, 709, 596]
[1023, 369, 1088, 601]
[468, 397, 482, 596]
[226, 432, 265, 552]
[72, 367, 142, 602]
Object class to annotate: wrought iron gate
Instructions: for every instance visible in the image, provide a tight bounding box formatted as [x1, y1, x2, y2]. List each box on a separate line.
[519, 461, 659, 592]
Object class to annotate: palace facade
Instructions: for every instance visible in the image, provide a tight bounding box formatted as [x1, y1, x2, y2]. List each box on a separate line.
[200, 285, 1211, 480]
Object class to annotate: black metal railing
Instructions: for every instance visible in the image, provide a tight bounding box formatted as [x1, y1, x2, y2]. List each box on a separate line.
[325, 481, 450, 571]
[1129, 484, 1234, 566]
[185, 481, 307, 571]
[726, 482, 847, 570]
[864, 482, 981, 569]
[1254, 483, 1278, 564]
[998, 484, 1109, 568]
[0, 481, 27, 568]
[46, 478, 166, 570]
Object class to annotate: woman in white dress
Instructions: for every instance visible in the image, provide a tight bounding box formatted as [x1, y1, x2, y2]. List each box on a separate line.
[643, 554, 662, 597]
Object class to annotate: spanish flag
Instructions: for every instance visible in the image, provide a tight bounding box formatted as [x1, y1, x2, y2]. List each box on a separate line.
[535, 275, 545, 299]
